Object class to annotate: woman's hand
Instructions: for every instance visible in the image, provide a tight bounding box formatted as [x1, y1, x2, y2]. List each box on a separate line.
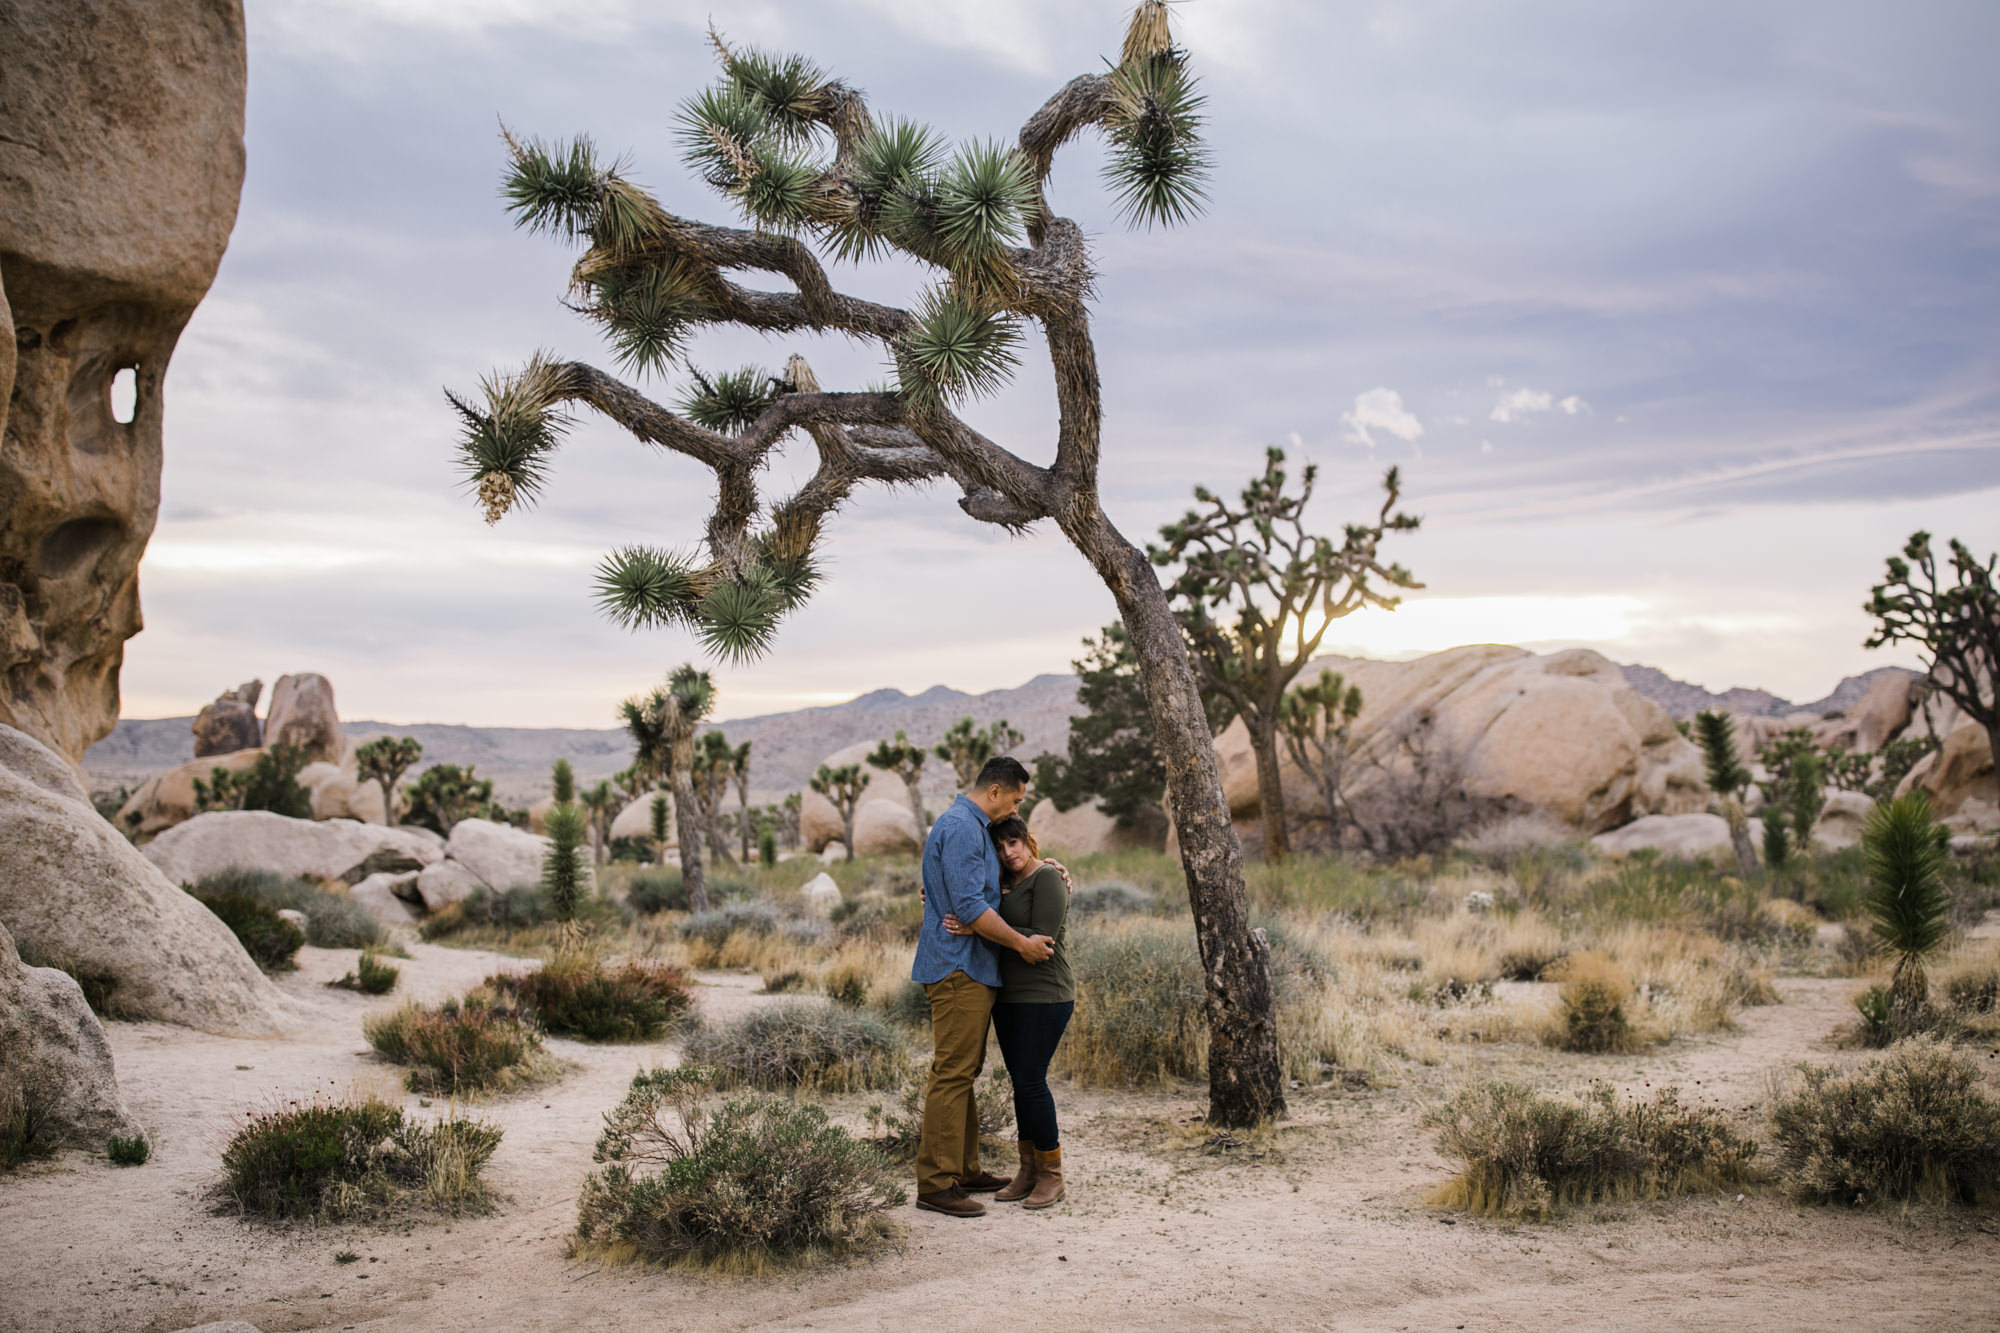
[942, 913, 973, 936]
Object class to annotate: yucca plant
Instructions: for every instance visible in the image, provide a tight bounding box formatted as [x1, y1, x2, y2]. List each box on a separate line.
[649, 791, 671, 866]
[543, 802, 589, 924]
[444, 1, 1288, 1124]
[621, 666, 717, 908]
[354, 735, 423, 826]
[810, 763, 866, 861]
[933, 716, 1023, 790]
[1861, 793, 1952, 1031]
[1278, 669, 1363, 849]
[1692, 710, 1758, 876]
[866, 730, 929, 829]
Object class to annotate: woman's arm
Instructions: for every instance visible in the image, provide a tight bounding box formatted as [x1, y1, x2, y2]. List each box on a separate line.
[1028, 866, 1067, 942]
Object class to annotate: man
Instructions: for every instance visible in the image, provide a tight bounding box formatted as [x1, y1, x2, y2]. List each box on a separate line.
[911, 755, 1053, 1218]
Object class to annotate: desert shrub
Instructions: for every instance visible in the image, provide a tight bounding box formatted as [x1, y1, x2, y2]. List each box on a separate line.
[625, 869, 689, 915]
[1424, 1081, 1758, 1219]
[419, 882, 624, 942]
[822, 959, 874, 1008]
[829, 895, 924, 942]
[220, 1094, 500, 1220]
[1057, 918, 1207, 1086]
[865, 1066, 1014, 1161]
[490, 955, 693, 1042]
[192, 890, 305, 972]
[363, 992, 557, 1095]
[107, 1132, 150, 1166]
[1769, 1037, 2000, 1206]
[574, 1065, 903, 1271]
[190, 866, 383, 949]
[1853, 985, 1897, 1047]
[683, 1002, 901, 1092]
[0, 1063, 68, 1169]
[330, 950, 400, 996]
[1940, 957, 2000, 1019]
[679, 900, 832, 967]
[873, 979, 932, 1028]
[1545, 950, 1639, 1053]
[1071, 880, 1155, 918]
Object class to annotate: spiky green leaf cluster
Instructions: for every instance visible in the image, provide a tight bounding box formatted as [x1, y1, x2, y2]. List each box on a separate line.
[675, 49, 832, 231]
[576, 257, 709, 378]
[1102, 51, 1212, 228]
[595, 546, 705, 631]
[896, 288, 1022, 404]
[828, 117, 946, 261]
[721, 47, 830, 142]
[504, 134, 605, 239]
[1692, 710, 1749, 797]
[696, 571, 787, 665]
[934, 140, 1038, 285]
[678, 367, 777, 435]
[448, 356, 572, 523]
[1862, 793, 1952, 991]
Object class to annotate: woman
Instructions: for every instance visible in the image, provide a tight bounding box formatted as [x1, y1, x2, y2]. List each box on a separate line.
[946, 812, 1073, 1208]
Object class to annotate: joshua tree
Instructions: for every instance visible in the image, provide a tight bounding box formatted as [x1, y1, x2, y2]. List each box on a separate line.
[402, 762, 492, 835]
[935, 716, 1024, 790]
[1277, 669, 1362, 849]
[649, 791, 671, 866]
[1866, 532, 2000, 786]
[551, 757, 576, 804]
[810, 762, 866, 861]
[867, 730, 929, 827]
[1150, 447, 1418, 862]
[621, 665, 717, 908]
[447, 4, 1286, 1122]
[726, 738, 755, 862]
[543, 801, 589, 923]
[692, 729, 738, 864]
[579, 779, 617, 865]
[780, 791, 802, 849]
[1861, 793, 1952, 1029]
[1692, 710, 1758, 876]
[354, 735, 423, 826]
[1759, 728, 1826, 858]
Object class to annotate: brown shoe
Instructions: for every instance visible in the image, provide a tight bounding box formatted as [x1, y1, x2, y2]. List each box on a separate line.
[959, 1169, 1012, 1193]
[915, 1187, 987, 1218]
[995, 1140, 1037, 1203]
[1022, 1147, 1064, 1210]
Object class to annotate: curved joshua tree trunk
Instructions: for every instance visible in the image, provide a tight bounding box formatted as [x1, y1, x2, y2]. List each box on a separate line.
[668, 738, 708, 912]
[1246, 716, 1290, 862]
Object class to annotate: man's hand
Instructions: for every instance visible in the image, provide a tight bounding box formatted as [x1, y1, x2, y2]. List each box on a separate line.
[1043, 858, 1074, 893]
[1016, 933, 1054, 964]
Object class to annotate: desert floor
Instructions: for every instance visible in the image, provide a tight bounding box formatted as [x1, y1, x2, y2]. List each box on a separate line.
[3, 941, 1997, 1333]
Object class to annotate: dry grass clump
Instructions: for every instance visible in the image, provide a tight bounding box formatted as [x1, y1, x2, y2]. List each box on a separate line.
[1425, 1081, 1759, 1219]
[330, 949, 400, 996]
[1935, 943, 2000, 1037]
[419, 882, 627, 949]
[574, 1064, 903, 1272]
[0, 1062, 70, 1170]
[1071, 880, 1156, 918]
[363, 991, 559, 1095]
[1545, 951, 1641, 1053]
[864, 1066, 1014, 1161]
[1057, 917, 1208, 1086]
[190, 866, 384, 950]
[219, 1092, 501, 1220]
[488, 954, 693, 1043]
[679, 900, 833, 971]
[1769, 1037, 2000, 1206]
[683, 1002, 902, 1092]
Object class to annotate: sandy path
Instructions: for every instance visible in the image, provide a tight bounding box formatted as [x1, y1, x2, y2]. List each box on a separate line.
[2, 951, 1996, 1333]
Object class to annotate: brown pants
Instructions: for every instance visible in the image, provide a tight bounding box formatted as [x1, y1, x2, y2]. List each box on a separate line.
[915, 969, 996, 1195]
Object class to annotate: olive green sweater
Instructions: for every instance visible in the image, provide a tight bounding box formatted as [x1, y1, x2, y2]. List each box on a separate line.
[995, 863, 1073, 1004]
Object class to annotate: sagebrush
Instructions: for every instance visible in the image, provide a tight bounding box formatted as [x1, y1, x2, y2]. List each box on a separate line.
[364, 992, 558, 1095]
[683, 1002, 901, 1092]
[219, 1094, 501, 1220]
[489, 954, 693, 1042]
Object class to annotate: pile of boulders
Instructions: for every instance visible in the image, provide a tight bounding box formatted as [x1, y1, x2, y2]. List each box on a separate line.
[799, 739, 926, 857]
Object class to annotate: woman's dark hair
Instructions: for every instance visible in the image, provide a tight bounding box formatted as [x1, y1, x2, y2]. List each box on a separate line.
[989, 814, 1040, 858]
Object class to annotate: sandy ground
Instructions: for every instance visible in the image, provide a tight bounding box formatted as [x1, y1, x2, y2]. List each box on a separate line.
[4, 943, 1998, 1333]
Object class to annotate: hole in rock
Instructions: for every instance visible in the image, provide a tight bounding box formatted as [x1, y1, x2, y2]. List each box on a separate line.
[36, 517, 123, 579]
[111, 367, 138, 424]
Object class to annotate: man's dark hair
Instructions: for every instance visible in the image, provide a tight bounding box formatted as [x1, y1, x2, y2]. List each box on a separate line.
[974, 755, 1031, 792]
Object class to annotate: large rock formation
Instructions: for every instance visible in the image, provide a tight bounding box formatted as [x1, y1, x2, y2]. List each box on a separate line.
[800, 739, 924, 852]
[141, 810, 442, 887]
[1216, 646, 1706, 837]
[0, 0, 248, 763]
[0, 919, 139, 1150]
[191, 679, 262, 756]
[1590, 813, 1731, 860]
[1897, 719, 1999, 818]
[445, 817, 562, 892]
[262, 672, 343, 763]
[116, 746, 263, 837]
[1029, 798, 1169, 857]
[609, 789, 674, 843]
[0, 725, 294, 1035]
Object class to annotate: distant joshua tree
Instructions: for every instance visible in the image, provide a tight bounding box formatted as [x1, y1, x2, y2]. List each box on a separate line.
[692, 730, 738, 864]
[867, 730, 929, 827]
[551, 757, 576, 804]
[810, 762, 866, 861]
[354, 735, 422, 826]
[1150, 447, 1418, 862]
[621, 665, 717, 908]
[579, 779, 617, 866]
[1692, 710, 1758, 877]
[1866, 532, 2000, 788]
[402, 762, 492, 835]
[1277, 669, 1362, 849]
[935, 716, 1024, 790]
[727, 739, 755, 862]
[445, 2, 1287, 1123]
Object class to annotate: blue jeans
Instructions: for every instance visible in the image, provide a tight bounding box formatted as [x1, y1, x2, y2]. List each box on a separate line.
[991, 1001, 1074, 1152]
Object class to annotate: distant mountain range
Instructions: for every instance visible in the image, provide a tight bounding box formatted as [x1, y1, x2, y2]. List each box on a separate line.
[85, 659, 1908, 805]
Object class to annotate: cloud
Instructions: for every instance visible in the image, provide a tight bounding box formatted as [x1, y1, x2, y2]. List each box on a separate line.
[1342, 388, 1424, 448]
[1490, 388, 1593, 422]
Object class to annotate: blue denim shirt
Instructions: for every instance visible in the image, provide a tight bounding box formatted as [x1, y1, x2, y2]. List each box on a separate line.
[911, 794, 1002, 988]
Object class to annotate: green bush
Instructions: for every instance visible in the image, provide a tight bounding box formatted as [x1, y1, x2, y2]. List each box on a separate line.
[575, 1065, 903, 1271]
[107, 1132, 150, 1166]
[219, 1094, 501, 1220]
[626, 869, 689, 915]
[829, 895, 924, 942]
[193, 890, 305, 972]
[1424, 1081, 1759, 1218]
[680, 900, 829, 949]
[489, 955, 693, 1042]
[1071, 880, 1155, 917]
[1057, 918, 1207, 1086]
[419, 882, 625, 942]
[189, 866, 383, 949]
[683, 1002, 902, 1092]
[330, 951, 400, 996]
[363, 992, 557, 1095]
[1769, 1037, 2000, 1206]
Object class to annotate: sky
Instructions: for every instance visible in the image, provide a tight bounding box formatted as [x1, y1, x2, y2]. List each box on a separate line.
[125, 0, 2000, 726]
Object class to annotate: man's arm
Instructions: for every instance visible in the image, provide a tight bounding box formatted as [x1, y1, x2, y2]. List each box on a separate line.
[937, 818, 1051, 963]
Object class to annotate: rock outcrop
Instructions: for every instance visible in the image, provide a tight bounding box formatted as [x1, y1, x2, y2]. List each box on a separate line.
[141, 810, 441, 887]
[800, 739, 924, 852]
[1028, 798, 1169, 857]
[191, 679, 261, 756]
[262, 672, 343, 763]
[445, 817, 558, 893]
[0, 0, 248, 763]
[0, 919, 139, 1149]
[116, 747, 262, 838]
[1590, 813, 1732, 859]
[1216, 646, 1706, 836]
[1897, 720, 1999, 818]
[348, 872, 419, 925]
[1811, 790, 1877, 852]
[610, 790, 673, 843]
[0, 725, 293, 1035]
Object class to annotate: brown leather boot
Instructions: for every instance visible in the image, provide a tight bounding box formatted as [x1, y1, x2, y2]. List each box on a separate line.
[959, 1168, 1011, 1193]
[1022, 1147, 1064, 1210]
[995, 1140, 1037, 1203]
[915, 1186, 986, 1218]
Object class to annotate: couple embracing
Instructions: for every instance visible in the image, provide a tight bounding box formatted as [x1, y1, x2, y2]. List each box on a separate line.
[909, 755, 1074, 1217]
